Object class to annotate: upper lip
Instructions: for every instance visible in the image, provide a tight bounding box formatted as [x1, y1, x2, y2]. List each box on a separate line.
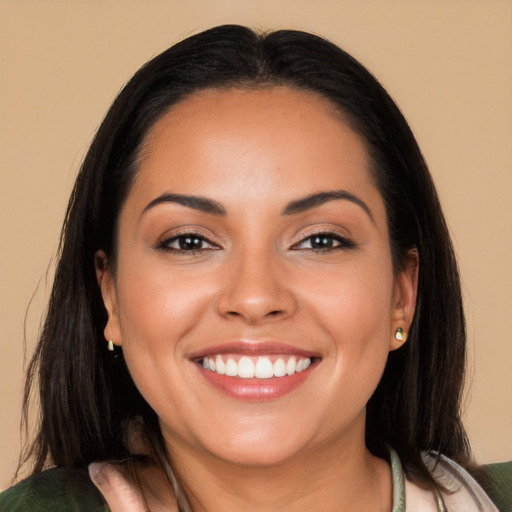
[188, 340, 321, 360]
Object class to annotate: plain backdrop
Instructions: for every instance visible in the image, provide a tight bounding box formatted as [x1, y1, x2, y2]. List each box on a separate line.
[1, 0, 511, 489]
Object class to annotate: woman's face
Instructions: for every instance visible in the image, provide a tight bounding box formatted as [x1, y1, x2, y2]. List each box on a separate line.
[99, 87, 416, 467]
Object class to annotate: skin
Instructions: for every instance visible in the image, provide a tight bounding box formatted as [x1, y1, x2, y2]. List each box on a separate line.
[96, 87, 418, 511]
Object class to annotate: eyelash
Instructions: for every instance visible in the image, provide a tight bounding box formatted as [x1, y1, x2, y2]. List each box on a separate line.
[158, 232, 219, 254]
[291, 230, 354, 252]
[158, 230, 354, 255]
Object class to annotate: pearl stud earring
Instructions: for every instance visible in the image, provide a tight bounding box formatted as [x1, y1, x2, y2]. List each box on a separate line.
[395, 327, 407, 342]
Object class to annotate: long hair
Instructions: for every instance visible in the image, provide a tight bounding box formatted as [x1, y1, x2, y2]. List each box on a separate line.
[21, 24, 471, 484]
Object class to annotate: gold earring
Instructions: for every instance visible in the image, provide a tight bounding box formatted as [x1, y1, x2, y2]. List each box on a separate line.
[395, 327, 407, 342]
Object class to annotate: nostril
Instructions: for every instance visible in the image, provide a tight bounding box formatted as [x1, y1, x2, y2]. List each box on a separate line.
[218, 287, 296, 323]
[225, 309, 284, 322]
[229, 310, 281, 316]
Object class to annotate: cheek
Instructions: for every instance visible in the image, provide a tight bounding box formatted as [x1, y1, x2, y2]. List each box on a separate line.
[116, 260, 217, 349]
[300, 254, 394, 342]
[113, 262, 216, 422]
[296, 255, 394, 399]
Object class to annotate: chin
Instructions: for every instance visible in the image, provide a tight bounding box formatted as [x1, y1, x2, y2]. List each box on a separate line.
[196, 419, 314, 467]
[212, 441, 304, 468]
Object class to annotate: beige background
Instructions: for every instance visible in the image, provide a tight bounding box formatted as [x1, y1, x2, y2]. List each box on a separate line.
[1, 0, 511, 489]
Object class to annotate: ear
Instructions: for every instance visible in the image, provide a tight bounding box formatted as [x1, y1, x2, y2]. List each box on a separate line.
[389, 249, 418, 351]
[95, 250, 122, 347]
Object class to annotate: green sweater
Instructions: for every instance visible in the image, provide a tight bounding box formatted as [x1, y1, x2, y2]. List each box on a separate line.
[0, 467, 108, 511]
[484, 461, 512, 512]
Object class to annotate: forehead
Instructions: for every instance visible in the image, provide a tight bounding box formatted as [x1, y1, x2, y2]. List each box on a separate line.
[141, 86, 362, 166]
[130, 86, 382, 216]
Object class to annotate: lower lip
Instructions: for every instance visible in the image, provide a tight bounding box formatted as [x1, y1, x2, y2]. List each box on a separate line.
[197, 364, 314, 402]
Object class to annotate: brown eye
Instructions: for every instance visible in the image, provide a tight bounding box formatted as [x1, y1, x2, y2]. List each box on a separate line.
[159, 234, 217, 252]
[309, 235, 337, 249]
[177, 235, 206, 250]
[293, 232, 354, 251]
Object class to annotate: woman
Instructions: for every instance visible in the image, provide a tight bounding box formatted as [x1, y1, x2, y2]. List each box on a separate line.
[0, 25, 509, 511]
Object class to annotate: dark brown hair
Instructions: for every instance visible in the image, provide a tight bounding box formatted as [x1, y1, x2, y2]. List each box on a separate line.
[21, 25, 473, 487]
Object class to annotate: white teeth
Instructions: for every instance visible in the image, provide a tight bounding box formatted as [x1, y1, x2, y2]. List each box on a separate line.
[286, 357, 296, 376]
[225, 358, 238, 376]
[203, 355, 312, 379]
[215, 355, 225, 375]
[273, 358, 287, 377]
[255, 357, 274, 379]
[238, 357, 255, 378]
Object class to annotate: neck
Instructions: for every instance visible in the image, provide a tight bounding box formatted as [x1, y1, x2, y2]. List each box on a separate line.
[164, 427, 392, 512]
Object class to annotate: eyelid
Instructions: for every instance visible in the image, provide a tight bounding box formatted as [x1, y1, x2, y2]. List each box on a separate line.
[290, 229, 355, 251]
[157, 230, 220, 252]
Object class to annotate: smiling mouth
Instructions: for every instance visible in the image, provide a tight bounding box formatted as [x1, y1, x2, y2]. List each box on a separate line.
[191, 342, 320, 401]
[200, 354, 313, 379]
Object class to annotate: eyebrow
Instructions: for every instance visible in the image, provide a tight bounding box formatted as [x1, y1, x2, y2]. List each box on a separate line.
[282, 190, 374, 222]
[142, 193, 226, 216]
[142, 189, 373, 221]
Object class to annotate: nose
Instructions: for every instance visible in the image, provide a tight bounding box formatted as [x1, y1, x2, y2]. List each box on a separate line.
[216, 248, 297, 325]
